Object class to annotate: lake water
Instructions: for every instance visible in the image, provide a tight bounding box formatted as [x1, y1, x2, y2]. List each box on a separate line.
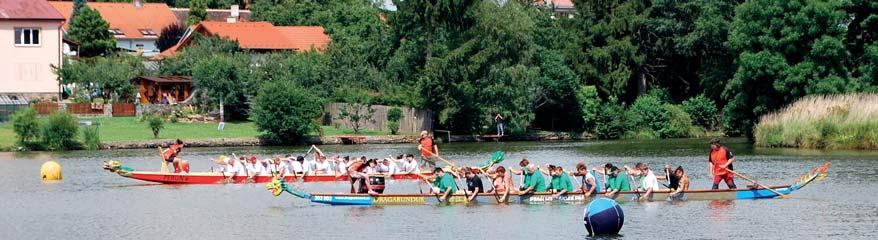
[1, 138, 877, 239]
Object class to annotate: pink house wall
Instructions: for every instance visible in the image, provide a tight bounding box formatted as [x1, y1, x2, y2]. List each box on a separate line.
[0, 20, 62, 98]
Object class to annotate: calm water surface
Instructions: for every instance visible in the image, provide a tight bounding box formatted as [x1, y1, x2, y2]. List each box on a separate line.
[1, 138, 877, 239]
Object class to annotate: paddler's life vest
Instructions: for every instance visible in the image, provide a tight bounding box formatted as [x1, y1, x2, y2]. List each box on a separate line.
[163, 144, 182, 160]
[584, 170, 602, 193]
[710, 146, 732, 176]
[419, 137, 434, 157]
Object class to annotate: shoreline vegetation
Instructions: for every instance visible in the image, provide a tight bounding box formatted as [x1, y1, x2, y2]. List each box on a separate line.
[755, 94, 878, 150]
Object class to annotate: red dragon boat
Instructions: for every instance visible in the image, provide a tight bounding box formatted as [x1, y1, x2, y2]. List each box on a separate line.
[102, 160, 431, 184]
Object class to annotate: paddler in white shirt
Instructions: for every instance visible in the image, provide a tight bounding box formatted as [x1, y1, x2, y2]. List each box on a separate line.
[378, 158, 401, 176]
[223, 157, 247, 182]
[401, 154, 419, 174]
[244, 156, 266, 181]
[267, 157, 290, 177]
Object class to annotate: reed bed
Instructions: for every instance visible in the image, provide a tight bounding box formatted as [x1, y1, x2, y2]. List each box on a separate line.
[754, 93, 878, 149]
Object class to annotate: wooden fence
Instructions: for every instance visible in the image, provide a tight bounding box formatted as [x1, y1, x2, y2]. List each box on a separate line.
[67, 103, 104, 115]
[112, 103, 136, 116]
[33, 102, 59, 115]
[324, 103, 434, 133]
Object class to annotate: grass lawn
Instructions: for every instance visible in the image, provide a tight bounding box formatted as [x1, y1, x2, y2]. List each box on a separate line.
[91, 117, 261, 142]
[0, 124, 16, 150]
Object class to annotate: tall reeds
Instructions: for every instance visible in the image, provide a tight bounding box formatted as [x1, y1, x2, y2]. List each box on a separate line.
[754, 93, 878, 149]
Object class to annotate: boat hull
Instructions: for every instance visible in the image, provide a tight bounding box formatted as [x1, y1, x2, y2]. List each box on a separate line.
[122, 171, 428, 184]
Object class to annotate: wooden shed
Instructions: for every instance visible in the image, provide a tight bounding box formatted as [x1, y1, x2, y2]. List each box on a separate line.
[135, 76, 193, 104]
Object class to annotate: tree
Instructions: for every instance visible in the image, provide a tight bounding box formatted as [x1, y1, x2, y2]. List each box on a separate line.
[337, 89, 375, 135]
[724, 0, 851, 137]
[191, 54, 249, 121]
[72, 0, 87, 17]
[67, 6, 116, 57]
[156, 23, 186, 52]
[187, 0, 208, 25]
[148, 115, 164, 139]
[386, 107, 403, 135]
[158, 35, 240, 76]
[54, 54, 144, 102]
[577, 85, 601, 134]
[252, 81, 324, 143]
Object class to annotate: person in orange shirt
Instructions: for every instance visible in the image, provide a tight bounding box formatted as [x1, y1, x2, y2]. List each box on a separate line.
[708, 138, 736, 189]
[417, 131, 439, 170]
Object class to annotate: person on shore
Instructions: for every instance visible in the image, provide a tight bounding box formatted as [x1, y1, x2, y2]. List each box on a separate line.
[162, 139, 186, 173]
[709, 138, 737, 189]
[604, 166, 630, 197]
[573, 162, 601, 197]
[668, 166, 690, 200]
[494, 113, 504, 136]
[401, 154, 420, 174]
[464, 167, 483, 201]
[347, 159, 377, 195]
[429, 167, 457, 202]
[547, 165, 574, 198]
[417, 131, 439, 169]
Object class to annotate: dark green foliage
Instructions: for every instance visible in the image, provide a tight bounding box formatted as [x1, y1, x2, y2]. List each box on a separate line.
[11, 107, 40, 145]
[682, 95, 718, 129]
[148, 115, 164, 139]
[55, 54, 144, 102]
[664, 104, 694, 138]
[156, 23, 186, 52]
[593, 101, 626, 139]
[387, 107, 403, 135]
[158, 35, 240, 76]
[67, 6, 116, 57]
[41, 113, 79, 151]
[724, 0, 852, 137]
[577, 85, 601, 134]
[72, 0, 86, 17]
[252, 81, 324, 143]
[625, 95, 671, 137]
[187, 0, 208, 25]
[191, 54, 250, 121]
[82, 126, 101, 150]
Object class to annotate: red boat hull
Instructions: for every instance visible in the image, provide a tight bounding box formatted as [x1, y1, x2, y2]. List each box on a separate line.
[122, 171, 431, 184]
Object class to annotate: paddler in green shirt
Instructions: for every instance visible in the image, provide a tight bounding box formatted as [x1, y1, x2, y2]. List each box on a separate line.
[429, 167, 457, 202]
[604, 166, 630, 197]
[519, 164, 547, 195]
[546, 165, 574, 198]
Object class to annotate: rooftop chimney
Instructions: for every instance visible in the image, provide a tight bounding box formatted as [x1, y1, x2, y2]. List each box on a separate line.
[227, 5, 239, 23]
[133, 0, 143, 9]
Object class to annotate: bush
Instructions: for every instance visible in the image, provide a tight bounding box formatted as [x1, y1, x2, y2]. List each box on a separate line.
[593, 100, 626, 139]
[148, 115, 164, 139]
[252, 81, 324, 143]
[664, 104, 694, 138]
[625, 95, 670, 137]
[41, 112, 79, 151]
[11, 107, 40, 145]
[387, 107, 403, 135]
[82, 126, 101, 150]
[576, 85, 601, 133]
[682, 95, 718, 129]
[754, 94, 878, 149]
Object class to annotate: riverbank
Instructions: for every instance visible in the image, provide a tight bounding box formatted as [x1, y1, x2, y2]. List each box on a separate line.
[755, 94, 878, 150]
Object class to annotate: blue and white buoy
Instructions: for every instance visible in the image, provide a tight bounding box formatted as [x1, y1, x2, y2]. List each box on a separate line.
[583, 198, 624, 236]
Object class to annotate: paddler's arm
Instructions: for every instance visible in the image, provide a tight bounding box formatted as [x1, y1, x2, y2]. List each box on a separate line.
[723, 152, 735, 169]
[519, 185, 534, 196]
[468, 187, 479, 201]
[585, 178, 596, 197]
[640, 187, 652, 201]
[604, 188, 618, 197]
[441, 187, 452, 200]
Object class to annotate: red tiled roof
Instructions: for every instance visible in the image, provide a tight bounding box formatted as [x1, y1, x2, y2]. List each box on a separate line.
[158, 21, 331, 58]
[0, 0, 65, 20]
[275, 26, 331, 51]
[50, 1, 177, 39]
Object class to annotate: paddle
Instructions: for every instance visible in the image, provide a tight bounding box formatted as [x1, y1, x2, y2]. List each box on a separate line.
[158, 147, 168, 173]
[414, 172, 443, 203]
[727, 169, 791, 199]
[628, 174, 641, 201]
[479, 151, 506, 172]
[478, 168, 502, 203]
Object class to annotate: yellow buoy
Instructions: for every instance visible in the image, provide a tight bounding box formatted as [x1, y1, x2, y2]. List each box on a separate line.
[41, 161, 62, 181]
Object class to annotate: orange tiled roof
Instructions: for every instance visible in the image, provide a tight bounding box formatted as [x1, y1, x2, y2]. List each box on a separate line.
[158, 21, 331, 58]
[50, 1, 177, 39]
[275, 26, 331, 51]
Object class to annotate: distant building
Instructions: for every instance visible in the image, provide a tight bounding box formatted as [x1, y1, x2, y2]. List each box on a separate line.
[171, 5, 252, 27]
[549, 0, 575, 18]
[159, 21, 331, 57]
[0, 0, 66, 99]
[50, 0, 178, 57]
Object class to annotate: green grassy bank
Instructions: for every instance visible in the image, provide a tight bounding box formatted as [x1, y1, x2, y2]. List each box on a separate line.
[754, 94, 878, 149]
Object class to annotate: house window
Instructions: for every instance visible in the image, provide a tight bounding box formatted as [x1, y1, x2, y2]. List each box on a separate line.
[109, 28, 125, 36]
[14, 28, 40, 46]
[139, 29, 157, 37]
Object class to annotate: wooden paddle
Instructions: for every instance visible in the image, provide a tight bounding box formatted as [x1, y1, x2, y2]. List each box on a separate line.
[727, 169, 791, 199]
[478, 168, 502, 203]
[158, 147, 168, 173]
